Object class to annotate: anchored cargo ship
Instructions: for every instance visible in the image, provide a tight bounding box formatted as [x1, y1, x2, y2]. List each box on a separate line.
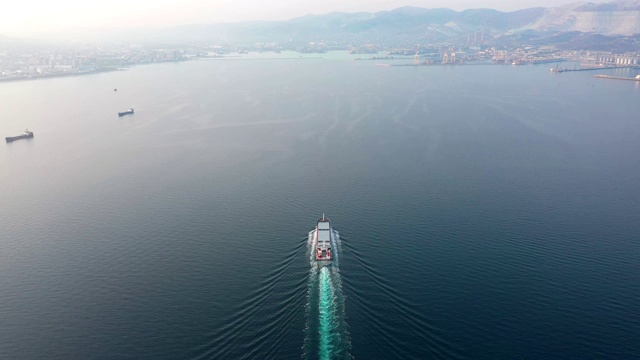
[313, 215, 334, 267]
[118, 108, 134, 117]
[5, 129, 34, 143]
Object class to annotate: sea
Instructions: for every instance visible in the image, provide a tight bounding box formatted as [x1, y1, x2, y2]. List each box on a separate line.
[1, 52, 639, 359]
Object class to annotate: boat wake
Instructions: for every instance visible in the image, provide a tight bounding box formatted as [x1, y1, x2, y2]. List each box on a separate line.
[303, 229, 352, 360]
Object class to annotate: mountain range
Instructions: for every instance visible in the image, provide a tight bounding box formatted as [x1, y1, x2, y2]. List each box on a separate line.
[141, 0, 640, 48]
[3, 0, 640, 49]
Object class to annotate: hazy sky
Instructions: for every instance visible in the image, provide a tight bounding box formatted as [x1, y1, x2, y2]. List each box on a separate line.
[1, 0, 609, 33]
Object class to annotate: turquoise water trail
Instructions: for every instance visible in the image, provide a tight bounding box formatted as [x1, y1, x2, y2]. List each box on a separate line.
[304, 229, 351, 359]
[318, 266, 337, 360]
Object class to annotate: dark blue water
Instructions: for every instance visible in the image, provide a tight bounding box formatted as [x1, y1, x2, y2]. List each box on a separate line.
[1, 54, 639, 359]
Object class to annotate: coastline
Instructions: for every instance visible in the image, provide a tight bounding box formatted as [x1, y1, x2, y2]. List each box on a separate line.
[0, 58, 189, 84]
[0, 67, 124, 83]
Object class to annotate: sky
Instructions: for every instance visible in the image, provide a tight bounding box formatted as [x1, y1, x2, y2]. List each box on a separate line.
[0, 0, 611, 34]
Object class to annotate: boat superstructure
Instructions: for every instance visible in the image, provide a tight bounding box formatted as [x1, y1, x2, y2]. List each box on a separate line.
[5, 129, 34, 143]
[314, 214, 333, 266]
[118, 108, 134, 117]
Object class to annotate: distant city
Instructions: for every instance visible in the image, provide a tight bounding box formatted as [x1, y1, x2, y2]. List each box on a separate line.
[0, 44, 191, 81]
[2, 0, 640, 81]
[1, 41, 638, 82]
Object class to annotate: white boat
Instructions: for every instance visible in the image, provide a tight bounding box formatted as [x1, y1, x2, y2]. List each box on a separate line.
[313, 214, 334, 267]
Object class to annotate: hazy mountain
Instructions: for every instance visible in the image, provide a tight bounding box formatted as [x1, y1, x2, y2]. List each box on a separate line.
[575, 0, 640, 11]
[0, 35, 47, 48]
[157, 0, 639, 44]
[489, 29, 640, 52]
[530, 1, 640, 35]
[4, 1, 639, 46]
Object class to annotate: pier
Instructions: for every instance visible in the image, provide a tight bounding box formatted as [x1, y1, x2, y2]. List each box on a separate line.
[593, 74, 640, 82]
[551, 65, 640, 73]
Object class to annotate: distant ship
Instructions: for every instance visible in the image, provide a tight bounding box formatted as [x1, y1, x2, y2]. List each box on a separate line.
[5, 129, 34, 143]
[313, 214, 334, 267]
[118, 108, 134, 117]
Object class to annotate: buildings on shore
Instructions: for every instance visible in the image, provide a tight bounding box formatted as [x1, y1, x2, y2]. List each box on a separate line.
[1, 41, 638, 82]
[0, 46, 189, 81]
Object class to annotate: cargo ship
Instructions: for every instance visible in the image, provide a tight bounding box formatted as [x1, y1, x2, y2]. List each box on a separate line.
[118, 108, 134, 117]
[313, 215, 334, 267]
[5, 129, 34, 143]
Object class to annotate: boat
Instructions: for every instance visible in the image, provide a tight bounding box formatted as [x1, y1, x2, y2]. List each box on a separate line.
[5, 129, 34, 143]
[313, 214, 334, 267]
[118, 108, 134, 117]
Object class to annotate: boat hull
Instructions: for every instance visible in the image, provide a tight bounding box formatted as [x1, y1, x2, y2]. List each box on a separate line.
[118, 108, 134, 117]
[5, 133, 34, 143]
[313, 216, 334, 267]
[316, 260, 332, 267]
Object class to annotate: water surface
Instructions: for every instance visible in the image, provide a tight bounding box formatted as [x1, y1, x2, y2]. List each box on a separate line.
[1, 54, 639, 359]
